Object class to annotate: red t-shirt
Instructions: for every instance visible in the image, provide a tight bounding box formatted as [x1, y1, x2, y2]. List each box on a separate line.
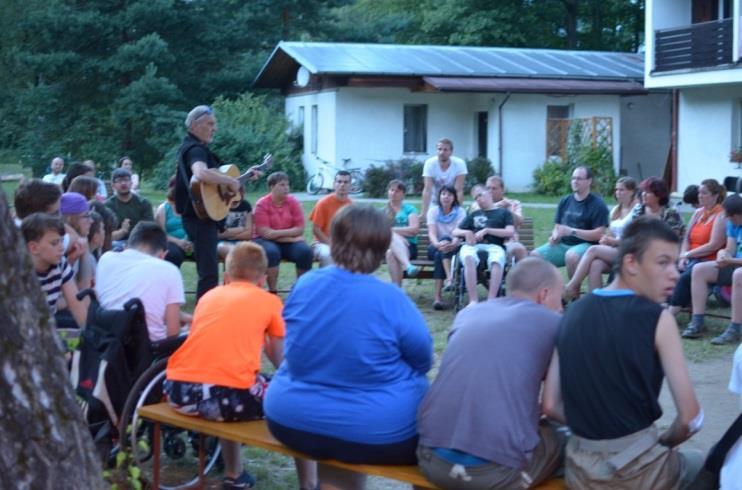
[252, 194, 304, 239]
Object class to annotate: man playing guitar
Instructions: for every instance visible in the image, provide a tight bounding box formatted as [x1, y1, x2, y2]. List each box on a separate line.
[175, 105, 262, 300]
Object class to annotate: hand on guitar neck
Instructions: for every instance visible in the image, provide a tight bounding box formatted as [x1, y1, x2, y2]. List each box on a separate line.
[191, 154, 273, 222]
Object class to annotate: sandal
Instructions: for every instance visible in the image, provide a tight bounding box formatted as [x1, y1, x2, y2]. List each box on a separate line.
[433, 301, 449, 311]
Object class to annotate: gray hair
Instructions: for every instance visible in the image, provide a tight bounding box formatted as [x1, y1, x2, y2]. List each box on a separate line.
[185, 105, 214, 129]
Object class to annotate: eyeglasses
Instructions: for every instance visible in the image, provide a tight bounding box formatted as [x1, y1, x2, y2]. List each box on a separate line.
[194, 106, 213, 121]
[114, 177, 131, 183]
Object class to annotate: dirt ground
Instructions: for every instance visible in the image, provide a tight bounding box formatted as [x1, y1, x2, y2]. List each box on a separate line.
[658, 353, 740, 454]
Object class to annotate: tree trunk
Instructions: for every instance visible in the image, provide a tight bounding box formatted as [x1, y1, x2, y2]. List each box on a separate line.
[0, 189, 104, 488]
[561, 0, 579, 49]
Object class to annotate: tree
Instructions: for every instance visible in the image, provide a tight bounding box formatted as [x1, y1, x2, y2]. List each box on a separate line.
[0, 189, 104, 488]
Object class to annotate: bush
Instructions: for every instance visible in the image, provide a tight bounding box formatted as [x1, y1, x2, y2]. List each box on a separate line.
[152, 93, 304, 191]
[533, 159, 570, 195]
[464, 157, 494, 192]
[533, 144, 616, 197]
[362, 158, 424, 197]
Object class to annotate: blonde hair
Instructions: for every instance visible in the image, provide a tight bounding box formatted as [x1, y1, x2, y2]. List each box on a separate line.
[225, 242, 267, 282]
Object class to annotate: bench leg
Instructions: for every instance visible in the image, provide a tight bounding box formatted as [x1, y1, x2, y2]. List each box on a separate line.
[152, 422, 161, 489]
[197, 433, 205, 488]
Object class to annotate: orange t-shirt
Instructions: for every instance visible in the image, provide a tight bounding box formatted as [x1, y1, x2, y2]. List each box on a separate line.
[166, 282, 285, 389]
[309, 194, 352, 240]
[688, 205, 723, 261]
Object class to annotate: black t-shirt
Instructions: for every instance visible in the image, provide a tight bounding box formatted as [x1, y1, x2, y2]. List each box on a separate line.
[458, 208, 513, 247]
[555, 192, 609, 246]
[223, 200, 252, 230]
[558, 292, 664, 439]
[174, 133, 221, 219]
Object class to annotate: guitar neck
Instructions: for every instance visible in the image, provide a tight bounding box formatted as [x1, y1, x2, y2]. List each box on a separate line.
[237, 171, 256, 185]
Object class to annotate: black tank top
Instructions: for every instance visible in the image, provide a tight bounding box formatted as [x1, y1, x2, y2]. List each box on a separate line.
[558, 291, 664, 440]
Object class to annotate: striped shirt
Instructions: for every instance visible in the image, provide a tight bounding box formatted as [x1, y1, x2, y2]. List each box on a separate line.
[37, 257, 74, 313]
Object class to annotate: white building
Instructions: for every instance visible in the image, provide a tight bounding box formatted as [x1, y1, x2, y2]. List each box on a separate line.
[255, 42, 671, 191]
[645, 0, 742, 191]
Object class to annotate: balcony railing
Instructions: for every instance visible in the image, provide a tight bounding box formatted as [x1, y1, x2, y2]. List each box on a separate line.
[654, 18, 732, 73]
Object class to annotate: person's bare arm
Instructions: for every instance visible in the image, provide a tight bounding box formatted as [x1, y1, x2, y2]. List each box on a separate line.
[454, 174, 466, 206]
[313, 224, 330, 244]
[475, 224, 514, 241]
[164, 303, 181, 338]
[393, 213, 420, 238]
[264, 335, 284, 369]
[655, 310, 701, 447]
[554, 224, 606, 243]
[61, 280, 89, 328]
[191, 161, 240, 193]
[421, 177, 434, 220]
[542, 349, 566, 424]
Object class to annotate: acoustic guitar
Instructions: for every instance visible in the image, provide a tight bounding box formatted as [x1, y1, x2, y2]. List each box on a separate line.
[190, 154, 272, 221]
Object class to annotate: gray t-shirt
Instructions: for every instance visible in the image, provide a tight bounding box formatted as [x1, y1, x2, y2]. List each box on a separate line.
[417, 297, 560, 469]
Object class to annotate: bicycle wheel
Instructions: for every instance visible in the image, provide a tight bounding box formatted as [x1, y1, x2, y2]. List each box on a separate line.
[306, 173, 324, 194]
[119, 358, 221, 489]
[349, 170, 364, 194]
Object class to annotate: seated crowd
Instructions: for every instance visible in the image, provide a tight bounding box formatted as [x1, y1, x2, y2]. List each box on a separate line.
[13, 159, 742, 489]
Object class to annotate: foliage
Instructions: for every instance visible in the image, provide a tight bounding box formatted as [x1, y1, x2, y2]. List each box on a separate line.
[363, 158, 424, 198]
[103, 449, 142, 490]
[329, 0, 644, 51]
[152, 93, 305, 190]
[533, 159, 571, 196]
[464, 157, 494, 192]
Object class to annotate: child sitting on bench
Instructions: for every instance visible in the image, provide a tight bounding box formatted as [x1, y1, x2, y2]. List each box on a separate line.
[164, 242, 292, 490]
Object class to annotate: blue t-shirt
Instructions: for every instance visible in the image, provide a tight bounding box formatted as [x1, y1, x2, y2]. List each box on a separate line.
[726, 220, 742, 258]
[264, 266, 433, 444]
[392, 203, 419, 245]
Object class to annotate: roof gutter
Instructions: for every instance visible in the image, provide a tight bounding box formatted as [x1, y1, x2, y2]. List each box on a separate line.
[497, 92, 511, 178]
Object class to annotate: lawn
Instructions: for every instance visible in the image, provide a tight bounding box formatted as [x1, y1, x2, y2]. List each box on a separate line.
[3, 174, 737, 488]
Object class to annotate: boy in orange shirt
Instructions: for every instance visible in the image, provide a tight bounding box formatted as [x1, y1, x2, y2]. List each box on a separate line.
[308, 170, 352, 267]
[164, 242, 285, 489]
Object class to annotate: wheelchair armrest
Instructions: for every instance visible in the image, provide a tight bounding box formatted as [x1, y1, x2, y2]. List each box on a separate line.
[77, 288, 97, 302]
[151, 332, 187, 359]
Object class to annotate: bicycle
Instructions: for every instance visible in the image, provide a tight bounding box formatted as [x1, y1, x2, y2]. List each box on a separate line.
[306, 156, 364, 195]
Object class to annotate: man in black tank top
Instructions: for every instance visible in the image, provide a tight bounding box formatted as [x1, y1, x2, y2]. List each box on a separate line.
[542, 217, 704, 489]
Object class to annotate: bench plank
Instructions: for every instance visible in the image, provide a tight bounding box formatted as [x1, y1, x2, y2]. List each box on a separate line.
[138, 403, 564, 489]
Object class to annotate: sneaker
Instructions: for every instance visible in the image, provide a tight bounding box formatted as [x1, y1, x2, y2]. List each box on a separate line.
[405, 265, 420, 278]
[710, 327, 741, 345]
[223, 470, 256, 489]
[681, 322, 705, 339]
[433, 301, 449, 311]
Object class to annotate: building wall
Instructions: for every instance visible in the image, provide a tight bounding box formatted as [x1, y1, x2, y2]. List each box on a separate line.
[677, 84, 742, 190]
[286, 88, 628, 192]
[491, 94, 623, 191]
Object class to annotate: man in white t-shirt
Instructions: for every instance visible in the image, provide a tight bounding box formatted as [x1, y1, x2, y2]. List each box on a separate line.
[720, 344, 742, 488]
[42, 157, 66, 186]
[96, 221, 190, 342]
[421, 138, 467, 220]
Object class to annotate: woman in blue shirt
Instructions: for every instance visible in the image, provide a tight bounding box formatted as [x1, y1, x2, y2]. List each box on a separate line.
[264, 205, 433, 489]
[384, 179, 421, 286]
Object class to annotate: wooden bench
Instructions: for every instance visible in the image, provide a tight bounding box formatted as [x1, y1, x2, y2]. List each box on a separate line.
[138, 402, 565, 489]
[407, 217, 535, 280]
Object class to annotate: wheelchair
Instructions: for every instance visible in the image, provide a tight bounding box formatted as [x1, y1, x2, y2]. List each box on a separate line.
[451, 247, 512, 311]
[70, 289, 220, 489]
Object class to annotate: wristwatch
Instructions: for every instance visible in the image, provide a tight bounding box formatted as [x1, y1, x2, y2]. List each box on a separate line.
[570, 228, 577, 237]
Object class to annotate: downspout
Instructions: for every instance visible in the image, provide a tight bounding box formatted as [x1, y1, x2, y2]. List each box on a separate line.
[497, 92, 511, 177]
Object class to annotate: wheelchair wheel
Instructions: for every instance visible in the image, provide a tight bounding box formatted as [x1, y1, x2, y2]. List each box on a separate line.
[118, 358, 222, 489]
[306, 173, 323, 194]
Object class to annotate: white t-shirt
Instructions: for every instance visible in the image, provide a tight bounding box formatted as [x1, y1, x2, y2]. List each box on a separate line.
[422, 156, 467, 205]
[721, 343, 742, 489]
[42, 173, 65, 185]
[95, 248, 184, 342]
[609, 205, 634, 239]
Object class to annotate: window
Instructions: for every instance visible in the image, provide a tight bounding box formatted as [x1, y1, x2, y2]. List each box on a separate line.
[297, 106, 305, 128]
[311, 105, 318, 154]
[403, 105, 427, 153]
[546, 105, 573, 159]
